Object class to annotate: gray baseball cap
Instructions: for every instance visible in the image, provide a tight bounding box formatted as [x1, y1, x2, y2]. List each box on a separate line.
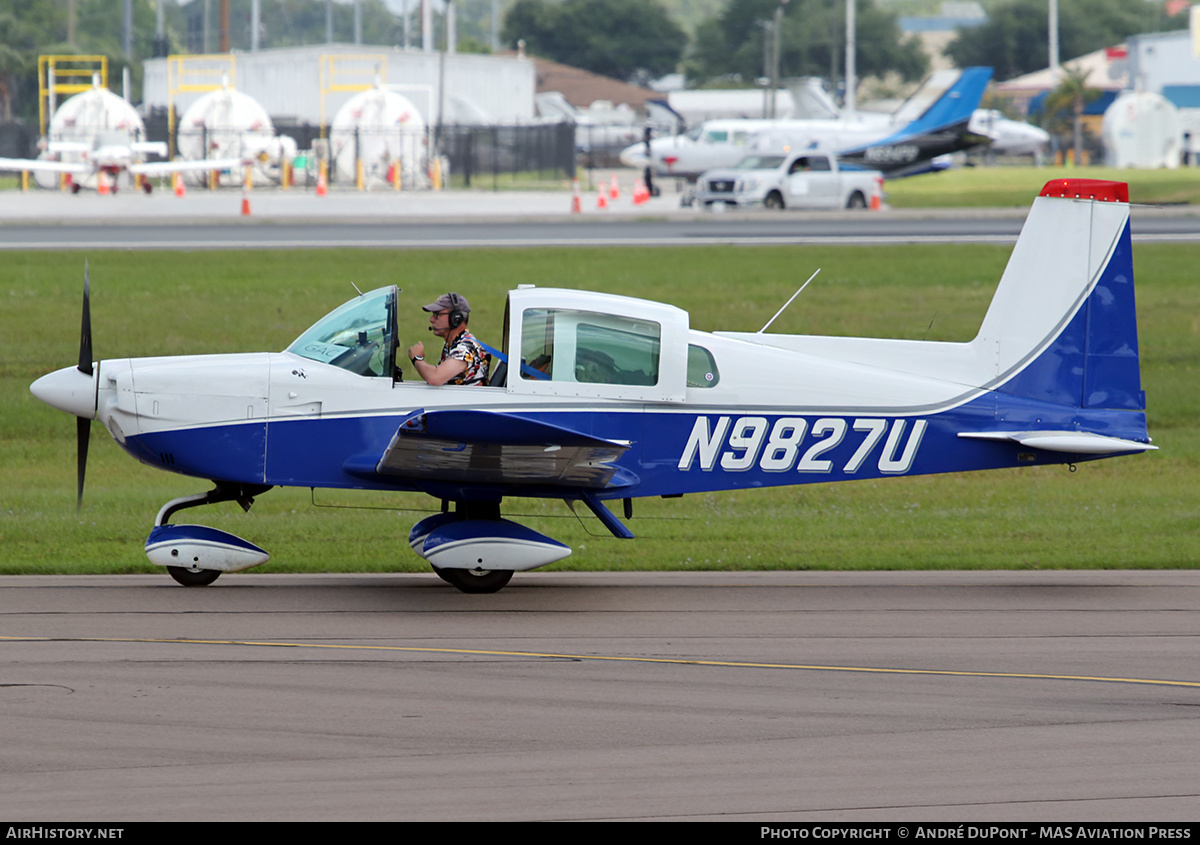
[422, 292, 470, 313]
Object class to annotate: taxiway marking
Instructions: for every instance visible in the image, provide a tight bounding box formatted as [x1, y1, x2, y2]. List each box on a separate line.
[4, 635, 1199, 689]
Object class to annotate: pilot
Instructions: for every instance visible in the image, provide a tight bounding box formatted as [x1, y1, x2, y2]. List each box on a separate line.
[407, 292, 490, 386]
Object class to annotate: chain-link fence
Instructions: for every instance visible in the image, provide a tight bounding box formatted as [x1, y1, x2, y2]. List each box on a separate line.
[436, 122, 576, 188]
[2, 116, 578, 191]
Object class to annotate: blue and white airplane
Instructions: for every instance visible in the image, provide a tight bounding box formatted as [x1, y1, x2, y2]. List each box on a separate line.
[620, 67, 994, 181]
[31, 179, 1154, 593]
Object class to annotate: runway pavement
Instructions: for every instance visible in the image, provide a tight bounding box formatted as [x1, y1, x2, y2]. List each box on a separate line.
[2, 186, 1196, 249]
[2, 570, 1198, 822]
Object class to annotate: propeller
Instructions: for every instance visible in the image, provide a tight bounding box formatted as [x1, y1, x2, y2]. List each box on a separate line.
[76, 262, 92, 511]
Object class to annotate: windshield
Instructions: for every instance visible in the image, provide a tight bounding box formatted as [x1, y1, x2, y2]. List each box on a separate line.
[286, 285, 397, 378]
[734, 155, 785, 169]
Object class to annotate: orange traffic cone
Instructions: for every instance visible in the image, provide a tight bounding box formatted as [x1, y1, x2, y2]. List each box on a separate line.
[173, 172, 186, 198]
[97, 170, 109, 195]
[316, 164, 328, 197]
[609, 173, 620, 200]
[241, 185, 251, 217]
[632, 178, 649, 206]
[596, 185, 608, 210]
[571, 177, 582, 214]
[871, 177, 884, 210]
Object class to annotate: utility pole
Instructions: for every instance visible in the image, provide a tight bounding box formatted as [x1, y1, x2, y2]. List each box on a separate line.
[123, 0, 133, 59]
[770, 1, 785, 118]
[845, 0, 856, 115]
[1049, 0, 1060, 80]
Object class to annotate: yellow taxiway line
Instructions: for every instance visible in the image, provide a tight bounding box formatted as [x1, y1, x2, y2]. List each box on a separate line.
[4, 635, 1200, 689]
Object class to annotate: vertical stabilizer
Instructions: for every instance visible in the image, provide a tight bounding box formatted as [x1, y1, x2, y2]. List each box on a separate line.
[837, 67, 993, 177]
[978, 180, 1143, 411]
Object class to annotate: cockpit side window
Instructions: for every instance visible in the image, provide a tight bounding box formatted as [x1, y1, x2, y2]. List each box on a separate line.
[521, 308, 661, 386]
[574, 320, 660, 386]
[286, 286, 397, 378]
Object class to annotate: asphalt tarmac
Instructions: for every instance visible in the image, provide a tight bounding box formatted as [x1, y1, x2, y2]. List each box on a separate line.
[2, 571, 1198, 822]
[2, 185, 1197, 249]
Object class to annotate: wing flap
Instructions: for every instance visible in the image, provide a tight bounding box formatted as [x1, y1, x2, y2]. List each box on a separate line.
[371, 410, 633, 488]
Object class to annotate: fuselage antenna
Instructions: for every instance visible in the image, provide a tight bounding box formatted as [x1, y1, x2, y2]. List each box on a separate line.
[758, 268, 820, 334]
[351, 281, 364, 297]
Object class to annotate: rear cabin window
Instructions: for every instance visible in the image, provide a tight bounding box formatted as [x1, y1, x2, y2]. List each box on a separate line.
[522, 309, 661, 386]
[687, 345, 719, 388]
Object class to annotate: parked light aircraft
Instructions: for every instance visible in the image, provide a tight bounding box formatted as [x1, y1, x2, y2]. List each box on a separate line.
[968, 109, 1051, 157]
[30, 179, 1153, 593]
[620, 67, 994, 180]
[782, 78, 1049, 158]
[0, 76, 251, 193]
[0, 132, 251, 194]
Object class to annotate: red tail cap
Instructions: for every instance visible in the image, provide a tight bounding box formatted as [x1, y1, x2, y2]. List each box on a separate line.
[1039, 179, 1129, 203]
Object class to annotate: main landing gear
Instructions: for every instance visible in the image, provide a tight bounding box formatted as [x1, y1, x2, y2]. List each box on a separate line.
[432, 567, 514, 594]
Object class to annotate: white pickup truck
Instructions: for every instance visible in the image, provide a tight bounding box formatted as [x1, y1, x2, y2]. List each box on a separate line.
[689, 151, 884, 210]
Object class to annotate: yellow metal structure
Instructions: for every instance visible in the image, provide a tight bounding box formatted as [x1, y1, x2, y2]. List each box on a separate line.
[166, 54, 237, 160]
[38, 55, 108, 135]
[318, 54, 388, 140]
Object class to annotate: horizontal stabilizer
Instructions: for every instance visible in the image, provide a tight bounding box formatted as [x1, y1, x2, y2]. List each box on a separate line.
[958, 431, 1157, 454]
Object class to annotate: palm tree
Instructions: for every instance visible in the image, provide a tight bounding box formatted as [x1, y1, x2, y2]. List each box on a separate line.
[1042, 65, 1099, 166]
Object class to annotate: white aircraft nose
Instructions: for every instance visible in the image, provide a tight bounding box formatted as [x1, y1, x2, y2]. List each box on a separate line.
[30, 365, 97, 419]
[619, 143, 648, 168]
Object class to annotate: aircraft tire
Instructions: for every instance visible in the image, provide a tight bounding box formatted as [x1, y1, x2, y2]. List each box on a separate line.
[167, 565, 222, 587]
[434, 567, 514, 594]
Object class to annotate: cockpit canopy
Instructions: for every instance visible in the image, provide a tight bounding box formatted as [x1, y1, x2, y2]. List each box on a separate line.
[286, 285, 397, 378]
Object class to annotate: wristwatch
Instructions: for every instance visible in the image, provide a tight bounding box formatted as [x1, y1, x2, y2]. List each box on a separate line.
[411, 355, 425, 363]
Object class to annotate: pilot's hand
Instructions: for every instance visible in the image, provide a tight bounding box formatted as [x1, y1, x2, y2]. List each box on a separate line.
[407, 342, 424, 359]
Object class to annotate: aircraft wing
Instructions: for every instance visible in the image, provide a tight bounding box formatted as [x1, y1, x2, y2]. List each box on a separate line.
[129, 157, 249, 176]
[958, 431, 1158, 454]
[367, 409, 634, 488]
[0, 157, 88, 175]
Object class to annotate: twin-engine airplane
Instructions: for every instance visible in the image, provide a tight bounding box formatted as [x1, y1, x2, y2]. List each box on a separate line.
[31, 179, 1154, 593]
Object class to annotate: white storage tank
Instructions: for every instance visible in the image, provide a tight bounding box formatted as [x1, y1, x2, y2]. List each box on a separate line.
[177, 86, 296, 185]
[329, 86, 428, 187]
[1103, 91, 1183, 169]
[36, 85, 149, 188]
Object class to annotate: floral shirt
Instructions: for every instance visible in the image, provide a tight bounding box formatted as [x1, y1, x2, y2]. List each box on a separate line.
[439, 329, 490, 385]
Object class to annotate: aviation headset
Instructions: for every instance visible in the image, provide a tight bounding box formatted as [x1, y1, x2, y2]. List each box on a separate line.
[447, 292, 466, 329]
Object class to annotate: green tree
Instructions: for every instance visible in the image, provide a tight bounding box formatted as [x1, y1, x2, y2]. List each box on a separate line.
[946, 0, 1185, 81]
[502, 0, 688, 82]
[1042, 65, 1099, 165]
[685, 0, 928, 88]
[0, 4, 63, 122]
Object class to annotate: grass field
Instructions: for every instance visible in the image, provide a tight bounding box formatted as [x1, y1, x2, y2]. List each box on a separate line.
[2, 242, 1196, 576]
[885, 165, 1200, 207]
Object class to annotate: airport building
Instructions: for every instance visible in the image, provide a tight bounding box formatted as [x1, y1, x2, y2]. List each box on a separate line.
[142, 44, 537, 127]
